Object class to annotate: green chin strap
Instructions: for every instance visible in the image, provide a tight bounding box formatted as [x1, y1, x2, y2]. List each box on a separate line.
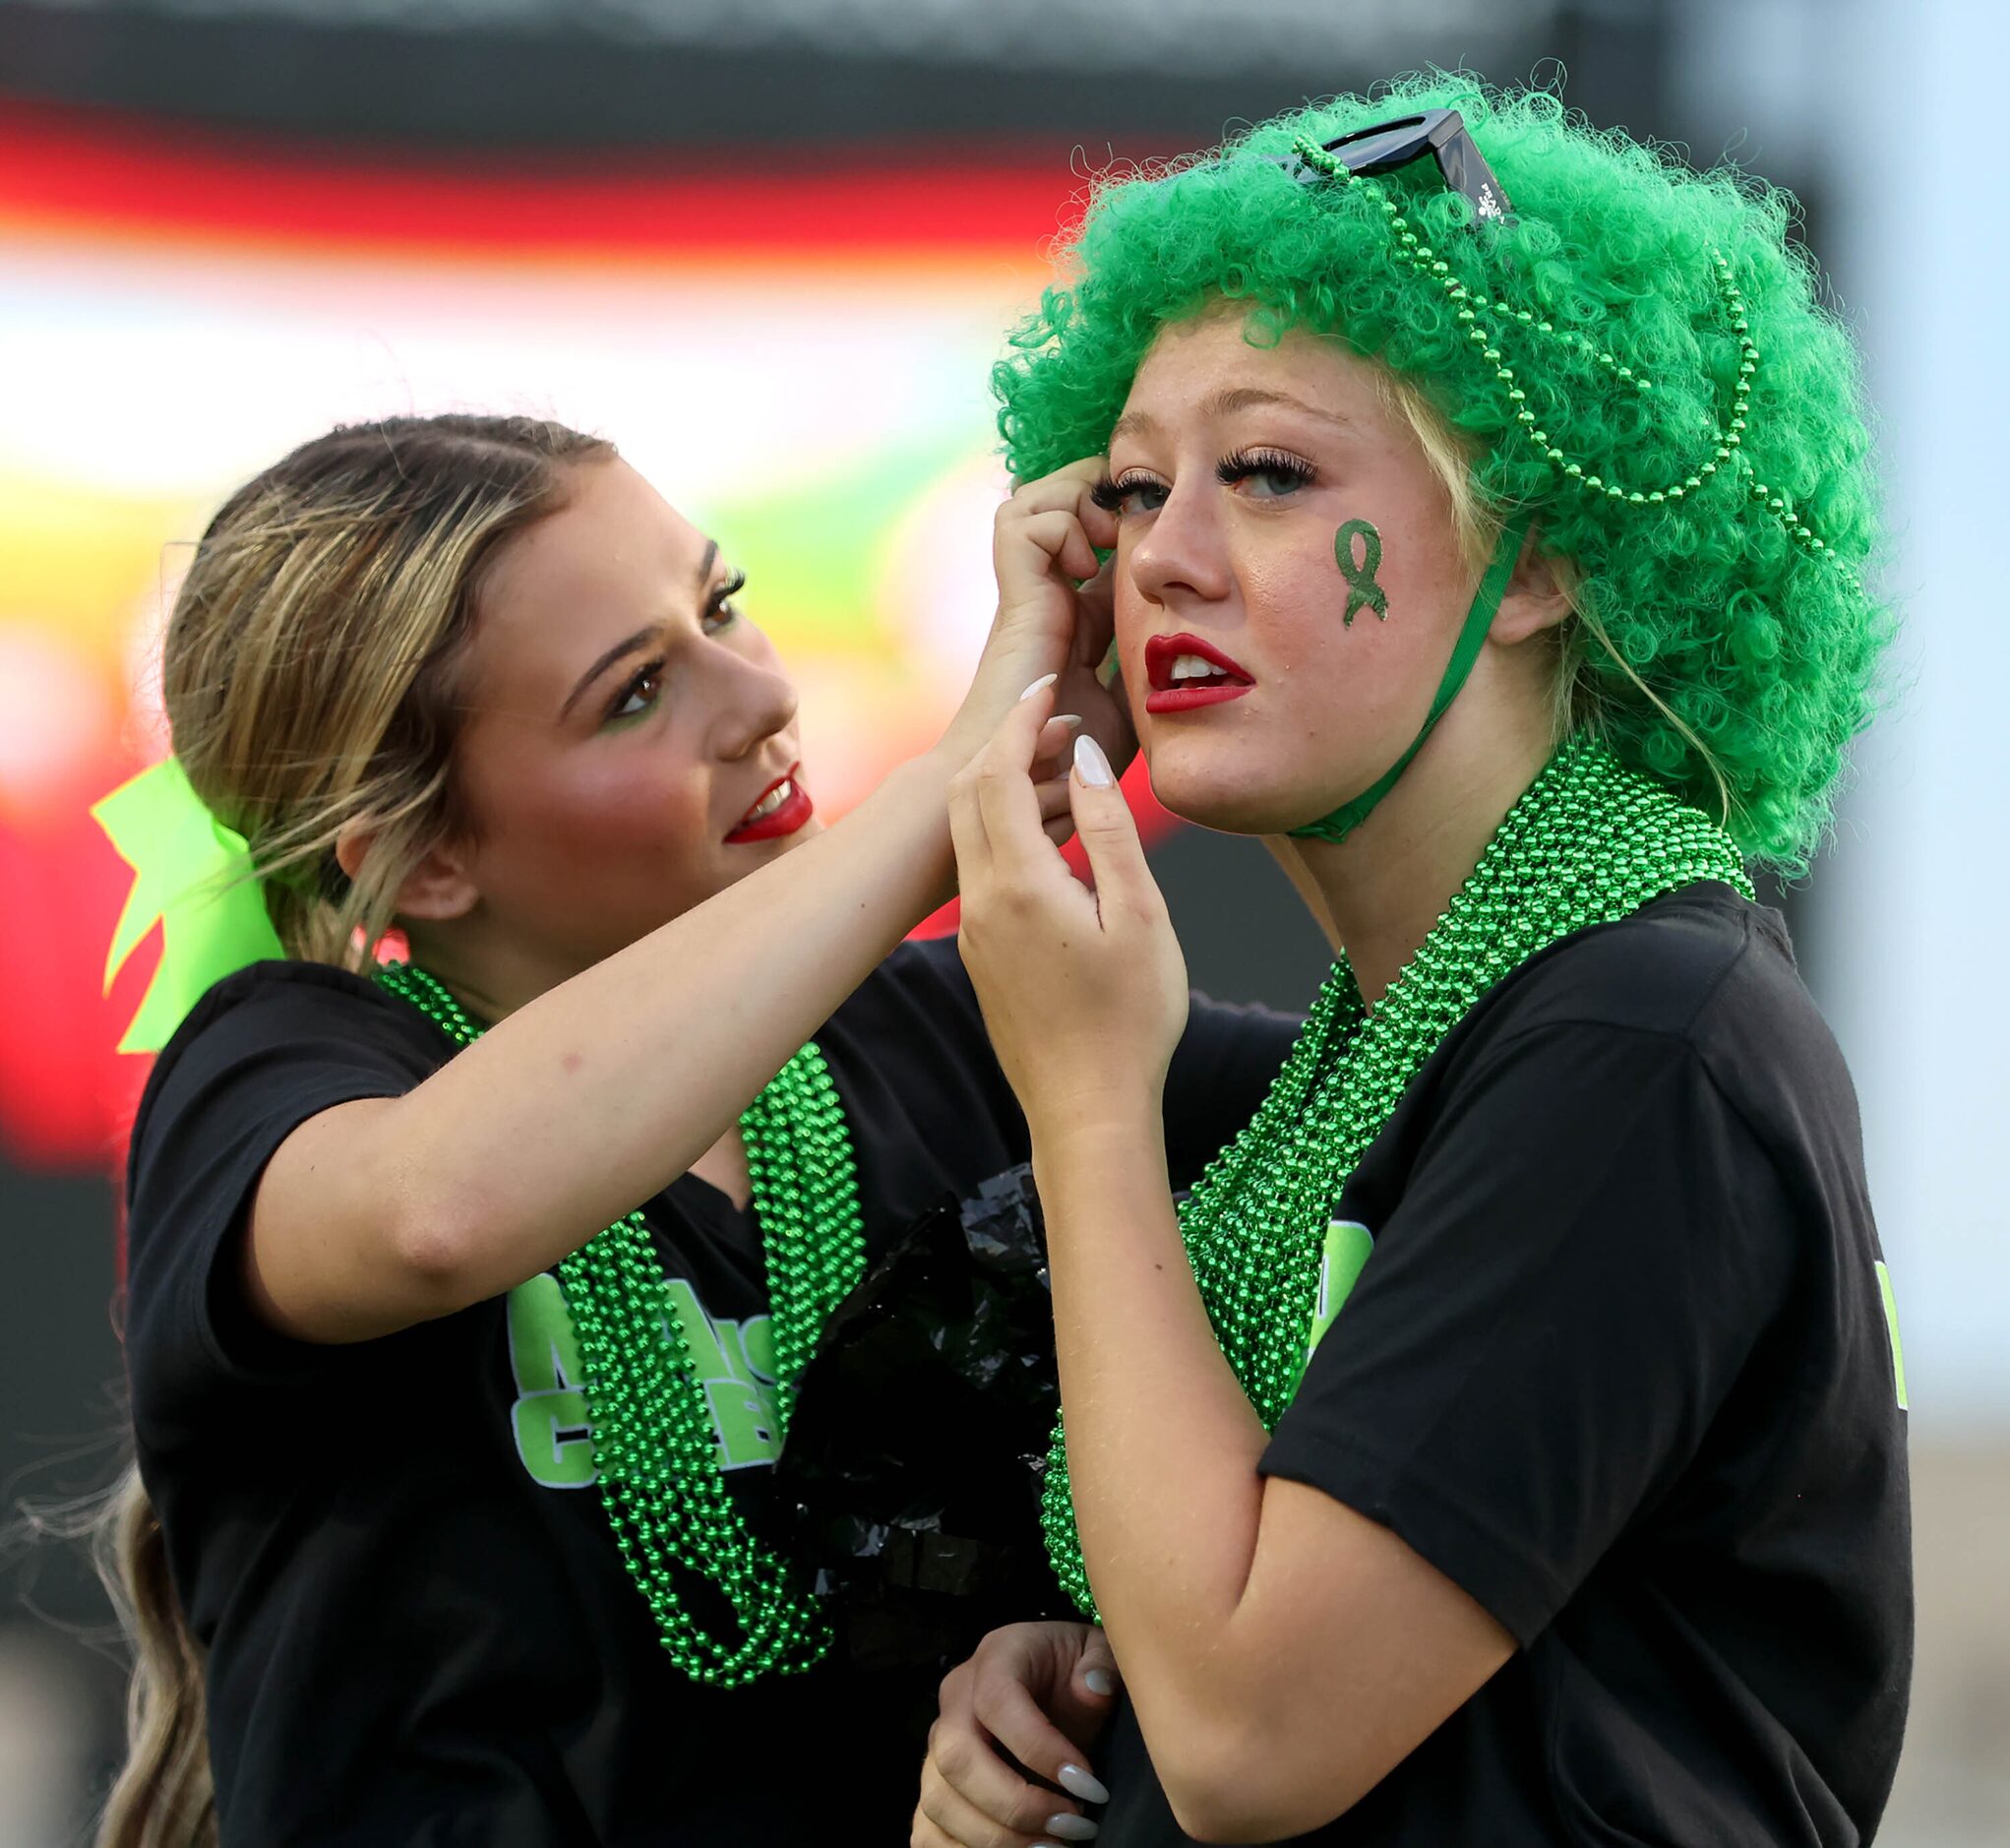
[1288, 509, 1534, 845]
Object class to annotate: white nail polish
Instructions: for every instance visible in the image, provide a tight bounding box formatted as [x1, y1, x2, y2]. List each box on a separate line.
[1056, 713, 1084, 729]
[1020, 672, 1059, 700]
[1058, 1763, 1111, 1805]
[1045, 1815, 1099, 1841]
[1083, 1667, 1116, 1695]
[1073, 735, 1116, 787]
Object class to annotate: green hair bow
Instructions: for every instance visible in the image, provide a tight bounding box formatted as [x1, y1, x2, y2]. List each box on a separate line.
[92, 758, 285, 1054]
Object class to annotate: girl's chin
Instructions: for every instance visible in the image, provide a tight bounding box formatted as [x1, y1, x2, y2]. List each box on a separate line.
[1145, 746, 1345, 838]
[1153, 780, 1328, 839]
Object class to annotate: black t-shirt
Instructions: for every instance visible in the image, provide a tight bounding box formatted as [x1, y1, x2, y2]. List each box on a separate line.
[1098, 885, 1912, 1847]
[123, 936, 1298, 1847]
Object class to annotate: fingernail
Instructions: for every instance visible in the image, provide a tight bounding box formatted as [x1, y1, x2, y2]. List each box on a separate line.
[1056, 713, 1084, 729]
[1059, 1763, 1111, 1805]
[1083, 1667, 1116, 1695]
[1020, 673, 1059, 701]
[1046, 1816, 1099, 1841]
[1073, 735, 1116, 788]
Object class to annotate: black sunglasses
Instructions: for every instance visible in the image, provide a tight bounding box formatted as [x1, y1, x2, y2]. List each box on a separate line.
[1277, 108, 1513, 223]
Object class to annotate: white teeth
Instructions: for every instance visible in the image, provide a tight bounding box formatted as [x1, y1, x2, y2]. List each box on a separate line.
[1170, 653, 1224, 681]
[745, 779, 792, 823]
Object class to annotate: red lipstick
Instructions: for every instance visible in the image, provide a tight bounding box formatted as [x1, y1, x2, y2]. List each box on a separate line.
[724, 765, 814, 844]
[1143, 634, 1256, 714]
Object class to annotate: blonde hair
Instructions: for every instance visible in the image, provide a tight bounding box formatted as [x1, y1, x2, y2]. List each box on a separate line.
[167, 412, 617, 963]
[1377, 368, 1732, 821]
[98, 412, 614, 1848]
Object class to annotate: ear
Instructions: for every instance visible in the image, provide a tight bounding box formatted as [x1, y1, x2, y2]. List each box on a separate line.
[1490, 527, 1573, 646]
[334, 824, 479, 922]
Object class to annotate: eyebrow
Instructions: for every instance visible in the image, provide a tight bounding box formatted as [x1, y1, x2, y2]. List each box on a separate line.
[559, 537, 720, 720]
[1108, 387, 1353, 450]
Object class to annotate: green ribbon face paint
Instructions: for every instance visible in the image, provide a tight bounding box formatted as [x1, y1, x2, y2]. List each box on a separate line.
[1334, 519, 1390, 627]
[1291, 509, 1534, 844]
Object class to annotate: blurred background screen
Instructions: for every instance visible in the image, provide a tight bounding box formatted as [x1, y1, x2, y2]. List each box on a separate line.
[1, 1, 2004, 1842]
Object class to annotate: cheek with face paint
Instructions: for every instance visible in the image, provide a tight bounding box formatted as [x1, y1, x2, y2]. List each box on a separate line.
[1334, 519, 1390, 628]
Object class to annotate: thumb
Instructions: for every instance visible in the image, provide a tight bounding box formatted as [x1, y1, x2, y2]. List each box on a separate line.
[1074, 558, 1116, 669]
[1069, 735, 1153, 908]
[1074, 1627, 1121, 1705]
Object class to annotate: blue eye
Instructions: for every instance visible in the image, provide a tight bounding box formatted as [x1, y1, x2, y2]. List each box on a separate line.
[1091, 473, 1168, 518]
[1218, 449, 1316, 498]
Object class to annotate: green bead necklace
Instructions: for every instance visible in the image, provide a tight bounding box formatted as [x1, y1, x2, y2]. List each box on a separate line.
[375, 960, 866, 1686]
[1040, 737, 1754, 1619]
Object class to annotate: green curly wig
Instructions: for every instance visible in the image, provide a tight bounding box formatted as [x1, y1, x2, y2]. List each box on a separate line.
[993, 76, 1892, 869]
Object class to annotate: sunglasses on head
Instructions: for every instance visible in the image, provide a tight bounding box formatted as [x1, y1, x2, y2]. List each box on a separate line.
[1276, 108, 1513, 223]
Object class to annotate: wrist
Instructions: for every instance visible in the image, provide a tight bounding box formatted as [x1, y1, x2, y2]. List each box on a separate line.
[1029, 1086, 1166, 1175]
[891, 743, 958, 803]
[880, 751, 957, 882]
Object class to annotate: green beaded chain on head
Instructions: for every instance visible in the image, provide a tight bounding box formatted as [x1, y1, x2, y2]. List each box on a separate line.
[1286, 133, 1845, 572]
[375, 961, 865, 1686]
[1040, 737, 1754, 1619]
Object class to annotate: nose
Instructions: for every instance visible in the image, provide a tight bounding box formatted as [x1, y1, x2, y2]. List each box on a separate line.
[1127, 478, 1235, 609]
[706, 646, 799, 765]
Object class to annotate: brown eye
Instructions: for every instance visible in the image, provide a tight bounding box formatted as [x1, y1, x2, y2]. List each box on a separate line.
[704, 567, 749, 632]
[605, 660, 664, 726]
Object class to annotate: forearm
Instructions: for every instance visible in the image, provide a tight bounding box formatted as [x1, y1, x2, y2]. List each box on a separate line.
[1032, 1104, 1270, 1724]
[1032, 1108, 1504, 1843]
[292, 752, 957, 1324]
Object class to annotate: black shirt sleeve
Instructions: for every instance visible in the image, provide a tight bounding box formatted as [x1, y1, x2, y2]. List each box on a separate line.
[1163, 992, 1301, 1192]
[1260, 1017, 1799, 1646]
[123, 963, 446, 1444]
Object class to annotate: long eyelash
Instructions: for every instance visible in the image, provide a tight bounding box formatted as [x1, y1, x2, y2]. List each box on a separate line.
[605, 656, 665, 722]
[707, 567, 748, 618]
[1091, 472, 1165, 513]
[1217, 448, 1317, 487]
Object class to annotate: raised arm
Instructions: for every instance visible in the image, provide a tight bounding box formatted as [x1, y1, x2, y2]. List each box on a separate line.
[245, 461, 1122, 1344]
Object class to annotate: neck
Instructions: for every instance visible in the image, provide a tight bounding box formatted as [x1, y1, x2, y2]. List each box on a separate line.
[399, 915, 577, 1025]
[1276, 691, 1561, 1009]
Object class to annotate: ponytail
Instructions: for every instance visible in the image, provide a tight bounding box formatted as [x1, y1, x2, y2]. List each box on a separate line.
[90, 1466, 215, 1848]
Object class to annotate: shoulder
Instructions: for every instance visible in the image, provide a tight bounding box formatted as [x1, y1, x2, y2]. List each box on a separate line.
[1466, 880, 1823, 1072]
[1449, 880, 1853, 1145]
[132, 960, 451, 1182]
[147, 958, 447, 1089]
[1476, 882, 1774, 1041]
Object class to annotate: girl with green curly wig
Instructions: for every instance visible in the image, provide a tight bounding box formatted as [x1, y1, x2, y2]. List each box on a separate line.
[917, 78, 1910, 1848]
